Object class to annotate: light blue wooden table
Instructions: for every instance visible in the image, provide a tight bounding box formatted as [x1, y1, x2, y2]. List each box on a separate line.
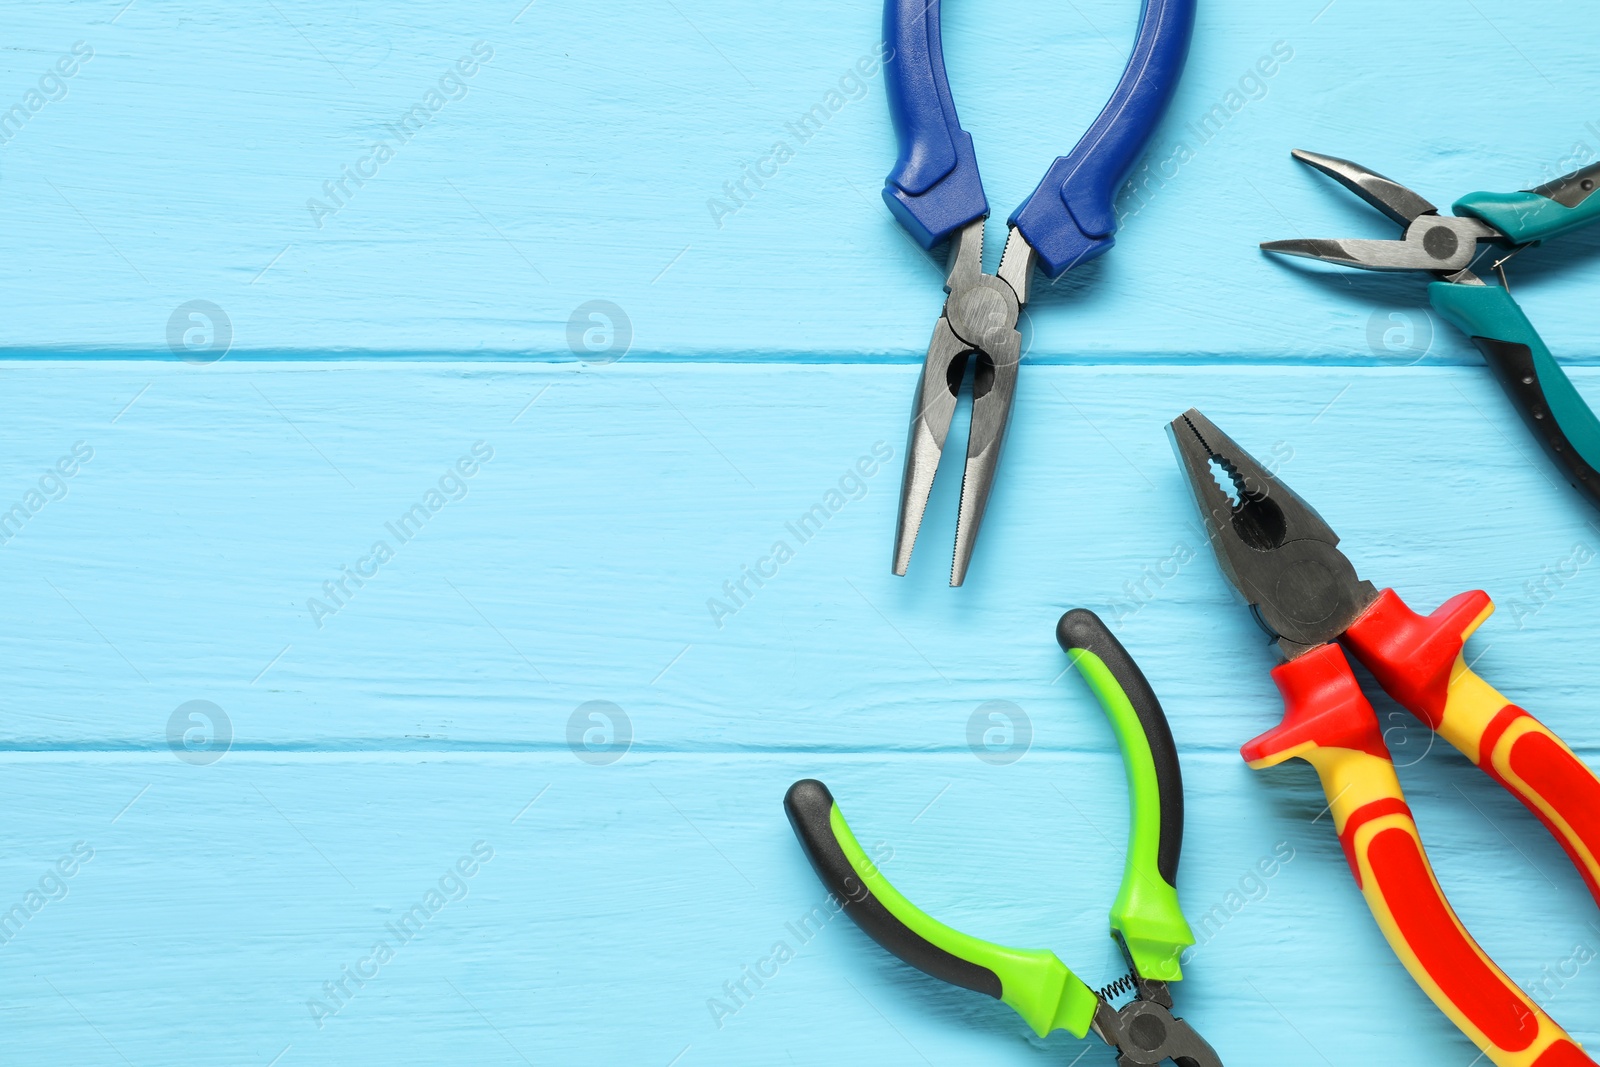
[4, 1, 1599, 1063]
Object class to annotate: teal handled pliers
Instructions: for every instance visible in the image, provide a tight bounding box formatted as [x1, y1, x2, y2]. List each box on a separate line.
[784, 610, 1222, 1066]
[1263, 150, 1600, 510]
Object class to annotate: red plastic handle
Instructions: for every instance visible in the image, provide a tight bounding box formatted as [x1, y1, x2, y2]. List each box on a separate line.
[1345, 589, 1600, 903]
[1244, 644, 1592, 1067]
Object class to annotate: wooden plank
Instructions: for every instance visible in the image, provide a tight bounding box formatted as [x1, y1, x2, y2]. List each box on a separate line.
[4, 0, 1600, 1062]
[0, 751, 1593, 1064]
[0, 0, 1593, 362]
[2, 362, 1597, 753]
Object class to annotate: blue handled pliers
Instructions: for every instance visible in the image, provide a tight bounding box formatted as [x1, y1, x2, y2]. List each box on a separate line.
[886, 0, 1196, 586]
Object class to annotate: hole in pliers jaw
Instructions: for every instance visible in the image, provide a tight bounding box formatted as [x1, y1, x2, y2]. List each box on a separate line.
[971, 353, 995, 399]
[943, 352, 994, 399]
[944, 352, 968, 396]
[1232, 490, 1286, 552]
[1206, 456, 1286, 552]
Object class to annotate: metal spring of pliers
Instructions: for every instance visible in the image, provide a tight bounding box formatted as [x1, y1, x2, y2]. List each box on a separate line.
[884, 0, 1196, 585]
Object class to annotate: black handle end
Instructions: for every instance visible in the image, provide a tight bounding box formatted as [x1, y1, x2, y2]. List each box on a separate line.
[782, 779, 1002, 999]
[783, 778, 837, 842]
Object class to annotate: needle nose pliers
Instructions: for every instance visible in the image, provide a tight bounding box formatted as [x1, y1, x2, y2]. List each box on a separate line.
[886, 0, 1196, 585]
[784, 610, 1222, 1066]
[1262, 150, 1600, 512]
[1169, 407, 1600, 1067]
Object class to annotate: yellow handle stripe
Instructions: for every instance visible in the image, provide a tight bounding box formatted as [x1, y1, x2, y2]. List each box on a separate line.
[1345, 589, 1600, 906]
[1438, 662, 1600, 901]
[1285, 745, 1586, 1067]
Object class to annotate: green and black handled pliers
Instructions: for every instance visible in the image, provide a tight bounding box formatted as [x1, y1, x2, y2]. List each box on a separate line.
[784, 610, 1221, 1066]
[1263, 150, 1600, 510]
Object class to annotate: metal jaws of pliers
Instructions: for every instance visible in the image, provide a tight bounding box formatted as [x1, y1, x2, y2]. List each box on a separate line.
[894, 220, 1036, 586]
[1166, 408, 1378, 660]
[1261, 150, 1600, 518]
[1260, 150, 1503, 284]
[1092, 969, 1222, 1067]
[881, 0, 1195, 584]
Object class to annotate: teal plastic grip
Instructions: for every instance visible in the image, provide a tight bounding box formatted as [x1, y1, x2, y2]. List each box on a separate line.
[1454, 188, 1600, 244]
[1430, 282, 1600, 506]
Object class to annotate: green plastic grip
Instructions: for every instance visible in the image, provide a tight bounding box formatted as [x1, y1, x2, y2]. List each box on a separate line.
[783, 779, 1101, 1039]
[782, 611, 1198, 1042]
[1454, 161, 1600, 244]
[1429, 281, 1600, 507]
[1056, 609, 1194, 982]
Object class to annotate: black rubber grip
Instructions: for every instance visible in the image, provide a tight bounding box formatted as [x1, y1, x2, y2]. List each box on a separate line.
[782, 779, 1002, 999]
[1055, 609, 1185, 886]
[1530, 160, 1600, 209]
[1472, 336, 1600, 510]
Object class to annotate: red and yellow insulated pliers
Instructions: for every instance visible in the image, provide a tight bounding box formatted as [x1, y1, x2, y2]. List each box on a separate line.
[1169, 408, 1600, 1067]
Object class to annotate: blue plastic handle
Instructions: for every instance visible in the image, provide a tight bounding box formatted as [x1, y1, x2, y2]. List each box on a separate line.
[882, 0, 988, 249]
[1011, 0, 1195, 277]
[882, 0, 1195, 271]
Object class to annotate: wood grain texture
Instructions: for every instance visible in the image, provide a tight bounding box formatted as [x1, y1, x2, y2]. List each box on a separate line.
[2, 362, 1598, 1065]
[3, 0, 1600, 1064]
[2, 0, 1597, 362]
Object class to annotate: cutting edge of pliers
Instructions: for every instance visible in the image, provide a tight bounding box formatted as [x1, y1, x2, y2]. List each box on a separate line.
[1167, 408, 1600, 1067]
[1166, 407, 1377, 659]
[1258, 147, 1600, 517]
[893, 218, 1036, 586]
[885, 0, 1196, 586]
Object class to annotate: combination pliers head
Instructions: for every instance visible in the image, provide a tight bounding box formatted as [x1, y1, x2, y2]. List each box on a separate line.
[1167, 409, 1377, 660]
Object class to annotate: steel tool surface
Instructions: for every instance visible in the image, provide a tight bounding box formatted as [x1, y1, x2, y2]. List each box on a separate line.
[886, 0, 1195, 584]
[1263, 150, 1600, 513]
[1170, 407, 1600, 1067]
